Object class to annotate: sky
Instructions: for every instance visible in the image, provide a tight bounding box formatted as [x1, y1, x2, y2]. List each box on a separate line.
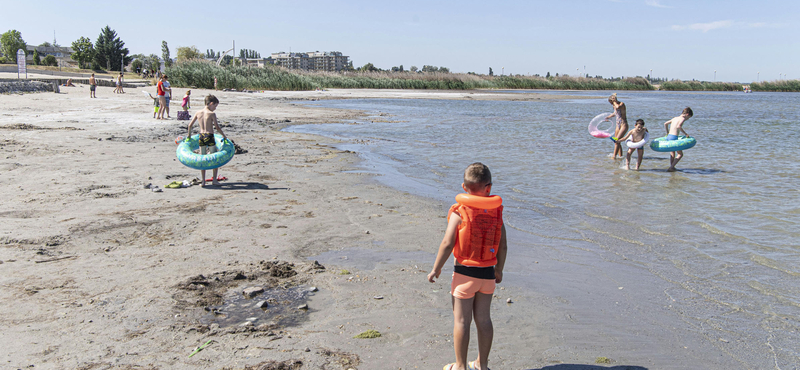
[3, 0, 798, 83]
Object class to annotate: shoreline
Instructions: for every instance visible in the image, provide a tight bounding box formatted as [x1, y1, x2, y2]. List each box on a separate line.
[1, 86, 754, 369]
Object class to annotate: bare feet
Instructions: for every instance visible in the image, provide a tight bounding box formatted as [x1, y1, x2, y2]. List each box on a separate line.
[201, 182, 206, 187]
[212, 180, 220, 186]
[667, 167, 676, 172]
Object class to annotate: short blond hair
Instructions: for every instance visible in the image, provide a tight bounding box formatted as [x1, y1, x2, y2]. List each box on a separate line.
[463, 162, 492, 191]
[608, 93, 618, 103]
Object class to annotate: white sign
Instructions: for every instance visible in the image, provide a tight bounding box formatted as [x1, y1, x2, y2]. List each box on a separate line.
[17, 49, 26, 78]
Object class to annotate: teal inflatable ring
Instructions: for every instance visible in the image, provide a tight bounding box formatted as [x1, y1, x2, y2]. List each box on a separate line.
[649, 135, 697, 152]
[176, 134, 235, 170]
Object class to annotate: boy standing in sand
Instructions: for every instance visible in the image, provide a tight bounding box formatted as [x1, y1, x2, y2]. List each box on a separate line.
[428, 163, 507, 370]
[89, 73, 96, 98]
[187, 95, 227, 187]
[615, 119, 648, 170]
[663, 107, 693, 172]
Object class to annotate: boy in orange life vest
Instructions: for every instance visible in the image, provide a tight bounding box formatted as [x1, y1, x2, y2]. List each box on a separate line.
[427, 162, 508, 370]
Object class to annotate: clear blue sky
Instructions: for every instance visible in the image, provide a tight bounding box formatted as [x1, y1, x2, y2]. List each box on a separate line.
[4, 0, 798, 83]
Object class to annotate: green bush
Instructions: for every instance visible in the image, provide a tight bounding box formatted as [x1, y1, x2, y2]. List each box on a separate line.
[42, 54, 57, 66]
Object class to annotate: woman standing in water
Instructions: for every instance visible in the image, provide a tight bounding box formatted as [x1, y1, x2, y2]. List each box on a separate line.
[606, 93, 628, 159]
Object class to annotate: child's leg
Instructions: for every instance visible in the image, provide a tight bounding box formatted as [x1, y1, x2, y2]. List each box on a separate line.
[669, 150, 683, 171]
[212, 168, 220, 185]
[452, 296, 474, 370]
[624, 148, 633, 169]
[472, 292, 494, 370]
[635, 148, 644, 170]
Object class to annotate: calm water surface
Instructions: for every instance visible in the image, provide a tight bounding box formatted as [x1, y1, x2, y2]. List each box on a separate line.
[287, 90, 800, 367]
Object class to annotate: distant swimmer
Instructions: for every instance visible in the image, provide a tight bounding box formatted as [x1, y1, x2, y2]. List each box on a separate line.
[663, 107, 694, 172]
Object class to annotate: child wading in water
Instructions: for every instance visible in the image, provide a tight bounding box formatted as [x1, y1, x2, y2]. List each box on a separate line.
[605, 93, 628, 159]
[615, 119, 648, 170]
[428, 163, 508, 370]
[187, 95, 227, 187]
[663, 107, 693, 172]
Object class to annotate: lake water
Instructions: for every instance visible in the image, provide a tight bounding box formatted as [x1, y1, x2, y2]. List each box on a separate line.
[287, 91, 800, 368]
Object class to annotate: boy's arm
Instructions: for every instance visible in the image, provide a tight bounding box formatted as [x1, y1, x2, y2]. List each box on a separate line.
[211, 113, 226, 139]
[187, 114, 198, 137]
[427, 214, 461, 283]
[494, 224, 507, 283]
[664, 118, 672, 133]
[615, 130, 632, 143]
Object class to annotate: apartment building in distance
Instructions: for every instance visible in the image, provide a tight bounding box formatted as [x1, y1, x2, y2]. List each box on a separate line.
[269, 51, 349, 72]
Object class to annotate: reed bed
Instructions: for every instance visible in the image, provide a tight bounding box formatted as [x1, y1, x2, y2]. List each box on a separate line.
[659, 80, 743, 91]
[166, 61, 655, 91]
[750, 80, 800, 92]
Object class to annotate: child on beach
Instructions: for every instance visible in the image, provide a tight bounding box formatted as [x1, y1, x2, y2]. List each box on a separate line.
[178, 90, 191, 120]
[89, 73, 96, 98]
[152, 95, 160, 119]
[605, 93, 628, 159]
[428, 163, 507, 370]
[663, 107, 693, 172]
[614, 119, 648, 170]
[187, 95, 227, 187]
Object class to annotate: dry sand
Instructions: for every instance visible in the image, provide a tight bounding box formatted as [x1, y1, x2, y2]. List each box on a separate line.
[1, 85, 656, 370]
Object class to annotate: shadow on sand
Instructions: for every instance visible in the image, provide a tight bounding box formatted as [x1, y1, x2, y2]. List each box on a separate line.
[202, 182, 288, 191]
[527, 364, 648, 370]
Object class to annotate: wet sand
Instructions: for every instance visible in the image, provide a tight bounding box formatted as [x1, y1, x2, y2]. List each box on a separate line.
[2, 85, 728, 369]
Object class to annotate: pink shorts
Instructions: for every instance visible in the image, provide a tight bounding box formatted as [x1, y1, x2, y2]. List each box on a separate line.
[451, 272, 496, 299]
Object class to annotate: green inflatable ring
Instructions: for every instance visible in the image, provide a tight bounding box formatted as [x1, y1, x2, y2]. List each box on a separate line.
[649, 135, 696, 152]
[176, 134, 234, 170]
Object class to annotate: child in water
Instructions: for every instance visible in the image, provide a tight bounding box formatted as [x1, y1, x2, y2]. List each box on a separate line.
[615, 119, 648, 170]
[605, 93, 628, 159]
[663, 107, 693, 172]
[428, 163, 508, 370]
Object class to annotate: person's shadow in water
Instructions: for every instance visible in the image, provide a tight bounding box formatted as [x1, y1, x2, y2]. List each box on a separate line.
[526, 365, 649, 370]
[202, 182, 289, 191]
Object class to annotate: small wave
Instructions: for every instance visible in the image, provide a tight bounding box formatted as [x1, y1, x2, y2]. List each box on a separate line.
[750, 254, 800, 277]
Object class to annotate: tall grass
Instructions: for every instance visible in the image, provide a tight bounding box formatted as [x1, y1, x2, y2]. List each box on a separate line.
[166, 60, 314, 91]
[166, 60, 655, 91]
[750, 80, 800, 92]
[659, 80, 743, 91]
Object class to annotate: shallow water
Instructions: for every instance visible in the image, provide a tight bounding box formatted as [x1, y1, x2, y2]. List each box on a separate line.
[288, 91, 800, 367]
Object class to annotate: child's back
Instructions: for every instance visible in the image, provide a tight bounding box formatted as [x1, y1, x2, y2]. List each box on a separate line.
[428, 163, 507, 370]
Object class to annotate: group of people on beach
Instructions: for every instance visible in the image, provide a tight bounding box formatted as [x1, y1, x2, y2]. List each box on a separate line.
[606, 93, 693, 171]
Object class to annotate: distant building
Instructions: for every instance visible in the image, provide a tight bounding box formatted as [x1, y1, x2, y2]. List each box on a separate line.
[270, 51, 349, 72]
[25, 45, 76, 66]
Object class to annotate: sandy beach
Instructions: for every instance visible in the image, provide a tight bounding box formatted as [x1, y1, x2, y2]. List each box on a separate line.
[2, 84, 746, 370]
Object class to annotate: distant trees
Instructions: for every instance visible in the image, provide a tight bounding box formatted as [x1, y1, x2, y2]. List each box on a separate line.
[93, 26, 131, 71]
[421, 65, 449, 73]
[177, 46, 202, 61]
[359, 62, 379, 72]
[1, 30, 27, 63]
[161, 41, 172, 67]
[391, 65, 404, 72]
[409, 66, 418, 72]
[70, 36, 95, 69]
[489, 67, 493, 76]
[239, 49, 261, 59]
[32, 50, 40, 65]
[206, 49, 220, 59]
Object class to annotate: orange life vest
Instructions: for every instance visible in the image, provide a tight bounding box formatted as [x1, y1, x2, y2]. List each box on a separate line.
[448, 194, 503, 267]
